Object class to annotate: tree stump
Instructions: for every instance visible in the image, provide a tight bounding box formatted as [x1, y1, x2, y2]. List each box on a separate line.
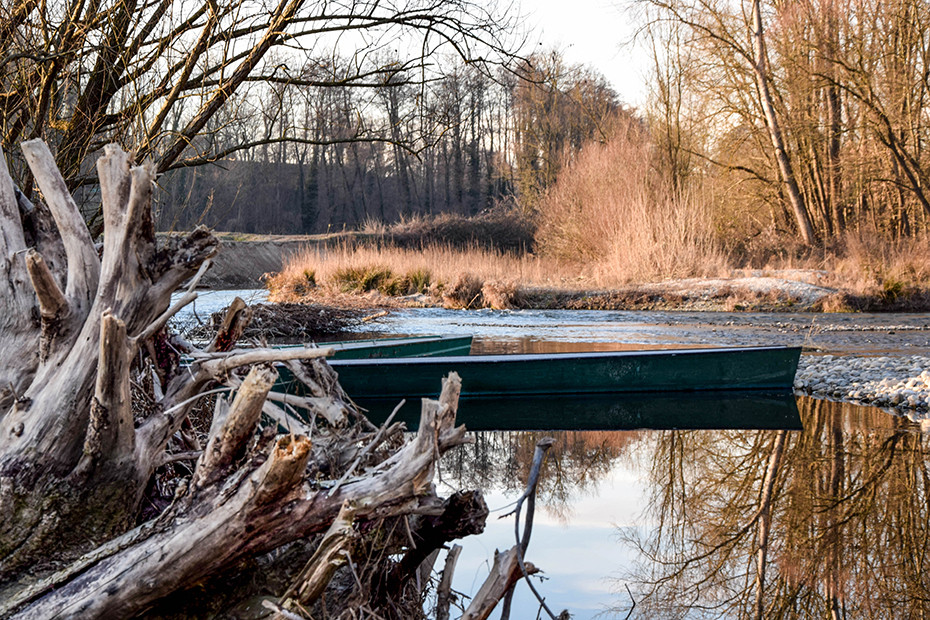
[0, 141, 479, 618]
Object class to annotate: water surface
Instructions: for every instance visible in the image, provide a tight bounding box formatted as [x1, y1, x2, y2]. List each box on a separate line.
[173, 294, 929, 617]
[365, 307, 930, 355]
[440, 398, 928, 619]
[356, 308, 929, 618]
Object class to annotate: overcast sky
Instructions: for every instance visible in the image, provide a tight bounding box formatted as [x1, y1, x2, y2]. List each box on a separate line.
[521, 0, 649, 107]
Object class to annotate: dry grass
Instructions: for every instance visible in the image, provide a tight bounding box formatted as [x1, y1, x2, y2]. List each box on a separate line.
[266, 226, 930, 311]
[810, 231, 930, 309]
[829, 231, 930, 293]
[535, 119, 727, 282]
[481, 280, 524, 309]
[729, 228, 930, 310]
[267, 242, 597, 307]
[441, 273, 484, 308]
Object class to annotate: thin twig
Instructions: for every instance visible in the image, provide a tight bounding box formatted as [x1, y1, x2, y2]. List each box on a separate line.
[328, 400, 404, 496]
[260, 599, 305, 620]
[403, 515, 416, 549]
[160, 386, 232, 417]
[344, 550, 363, 591]
[196, 346, 334, 376]
[157, 450, 202, 467]
[501, 437, 558, 620]
[624, 584, 636, 619]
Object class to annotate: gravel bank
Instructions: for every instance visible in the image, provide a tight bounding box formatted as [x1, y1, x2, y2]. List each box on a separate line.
[795, 354, 930, 417]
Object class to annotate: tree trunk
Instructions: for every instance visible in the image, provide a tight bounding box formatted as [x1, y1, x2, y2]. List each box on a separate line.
[0, 140, 478, 618]
[750, 0, 818, 246]
[753, 429, 787, 620]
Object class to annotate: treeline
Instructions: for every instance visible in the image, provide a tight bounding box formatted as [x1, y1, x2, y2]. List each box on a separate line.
[642, 0, 930, 249]
[0, 0, 519, 236]
[155, 52, 622, 233]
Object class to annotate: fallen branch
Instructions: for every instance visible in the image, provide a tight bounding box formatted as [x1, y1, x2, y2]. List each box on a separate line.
[280, 501, 358, 606]
[328, 399, 405, 496]
[501, 437, 558, 620]
[436, 544, 462, 620]
[461, 437, 558, 620]
[135, 258, 213, 345]
[461, 547, 538, 620]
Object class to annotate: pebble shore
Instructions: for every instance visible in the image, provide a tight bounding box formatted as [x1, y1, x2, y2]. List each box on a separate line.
[795, 354, 930, 417]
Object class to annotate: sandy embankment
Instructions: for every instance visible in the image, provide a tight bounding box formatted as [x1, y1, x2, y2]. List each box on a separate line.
[198, 236, 313, 289]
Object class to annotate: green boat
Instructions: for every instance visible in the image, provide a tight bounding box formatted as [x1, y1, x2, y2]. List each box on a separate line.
[323, 346, 801, 399]
[258, 334, 472, 360]
[319, 334, 473, 359]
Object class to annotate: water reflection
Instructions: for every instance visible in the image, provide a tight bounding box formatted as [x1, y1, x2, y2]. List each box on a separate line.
[442, 430, 632, 523]
[616, 397, 930, 619]
[359, 391, 801, 431]
[438, 397, 930, 619]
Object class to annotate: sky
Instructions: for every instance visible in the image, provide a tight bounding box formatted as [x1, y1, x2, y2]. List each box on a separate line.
[448, 452, 647, 619]
[519, 0, 651, 107]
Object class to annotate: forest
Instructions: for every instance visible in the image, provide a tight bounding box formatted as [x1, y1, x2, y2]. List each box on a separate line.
[154, 52, 620, 234]
[5, 0, 930, 269]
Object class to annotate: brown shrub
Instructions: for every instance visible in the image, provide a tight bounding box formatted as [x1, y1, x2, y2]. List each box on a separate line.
[811, 293, 854, 313]
[381, 210, 536, 253]
[481, 280, 524, 309]
[442, 274, 484, 308]
[535, 117, 725, 281]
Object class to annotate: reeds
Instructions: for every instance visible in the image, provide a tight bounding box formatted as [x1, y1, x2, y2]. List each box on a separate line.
[266, 242, 589, 307]
[535, 119, 727, 282]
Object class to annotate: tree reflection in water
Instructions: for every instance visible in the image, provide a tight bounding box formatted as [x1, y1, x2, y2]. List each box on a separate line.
[439, 429, 637, 522]
[432, 397, 928, 618]
[617, 397, 930, 619]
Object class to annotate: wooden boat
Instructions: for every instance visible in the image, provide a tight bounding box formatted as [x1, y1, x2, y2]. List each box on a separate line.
[267, 334, 473, 359]
[322, 345, 801, 399]
[320, 334, 472, 359]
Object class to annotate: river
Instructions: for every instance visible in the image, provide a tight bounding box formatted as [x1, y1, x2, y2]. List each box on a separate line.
[172, 291, 930, 618]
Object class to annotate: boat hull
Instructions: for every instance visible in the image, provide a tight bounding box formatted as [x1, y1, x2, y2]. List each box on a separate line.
[327, 346, 801, 399]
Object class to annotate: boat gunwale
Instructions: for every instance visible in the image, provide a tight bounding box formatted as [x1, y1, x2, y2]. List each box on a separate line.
[276, 334, 473, 350]
[328, 344, 802, 366]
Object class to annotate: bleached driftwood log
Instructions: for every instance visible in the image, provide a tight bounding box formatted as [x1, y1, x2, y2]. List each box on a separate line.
[0, 141, 477, 618]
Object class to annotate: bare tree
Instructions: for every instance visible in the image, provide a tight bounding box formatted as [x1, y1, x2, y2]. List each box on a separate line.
[636, 0, 930, 245]
[1, 0, 517, 231]
[750, 0, 817, 245]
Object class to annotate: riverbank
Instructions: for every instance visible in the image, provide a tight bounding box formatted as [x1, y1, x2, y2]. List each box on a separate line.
[257, 242, 930, 313]
[194, 232, 930, 312]
[795, 355, 930, 418]
[269, 273, 930, 313]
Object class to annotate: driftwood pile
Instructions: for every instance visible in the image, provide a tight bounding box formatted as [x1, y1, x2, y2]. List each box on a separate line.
[181, 302, 365, 344]
[0, 141, 549, 619]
